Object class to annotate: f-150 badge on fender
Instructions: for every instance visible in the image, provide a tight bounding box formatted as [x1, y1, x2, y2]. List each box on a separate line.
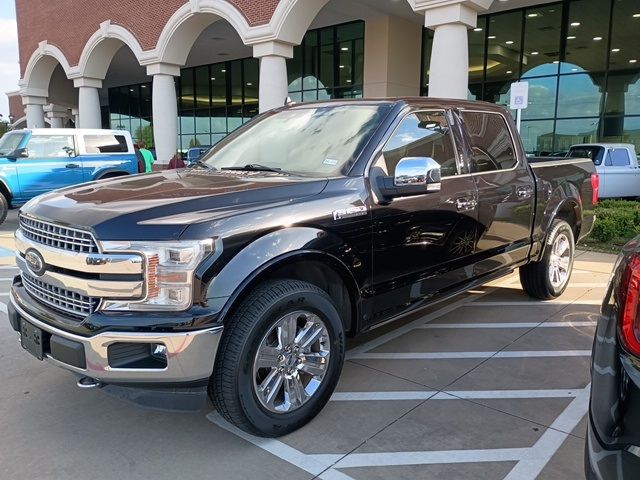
[332, 205, 368, 220]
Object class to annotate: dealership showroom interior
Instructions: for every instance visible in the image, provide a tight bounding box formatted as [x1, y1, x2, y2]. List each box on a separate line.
[1, 0, 640, 479]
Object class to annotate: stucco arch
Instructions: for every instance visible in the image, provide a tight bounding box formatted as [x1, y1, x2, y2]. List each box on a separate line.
[21, 42, 72, 97]
[265, 0, 331, 46]
[77, 22, 146, 80]
[155, 0, 252, 66]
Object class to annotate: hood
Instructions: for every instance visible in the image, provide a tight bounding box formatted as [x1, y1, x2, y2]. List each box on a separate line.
[21, 169, 329, 240]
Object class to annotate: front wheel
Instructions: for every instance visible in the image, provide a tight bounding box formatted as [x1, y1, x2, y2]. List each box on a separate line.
[0, 193, 9, 225]
[520, 219, 575, 300]
[210, 279, 345, 437]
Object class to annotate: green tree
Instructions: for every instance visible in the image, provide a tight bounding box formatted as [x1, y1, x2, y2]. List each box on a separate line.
[134, 125, 154, 147]
[188, 137, 201, 148]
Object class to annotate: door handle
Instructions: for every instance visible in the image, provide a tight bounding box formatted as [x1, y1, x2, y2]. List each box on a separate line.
[455, 197, 478, 212]
[65, 163, 79, 169]
[516, 185, 533, 199]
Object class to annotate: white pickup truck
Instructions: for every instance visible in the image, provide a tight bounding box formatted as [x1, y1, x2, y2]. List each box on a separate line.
[567, 143, 640, 198]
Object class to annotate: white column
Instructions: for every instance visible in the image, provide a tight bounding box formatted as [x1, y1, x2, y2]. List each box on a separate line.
[253, 41, 294, 113]
[44, 104, 69, 128]
[74, 78, 103, 129]
[22, 96, 46, 128]
[147, 63, 180, 167]
[71, 108, 80, 127]
[410, 0, 492, 99]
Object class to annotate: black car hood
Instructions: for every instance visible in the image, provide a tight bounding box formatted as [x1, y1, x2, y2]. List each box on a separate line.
[21, 169, 329, 240]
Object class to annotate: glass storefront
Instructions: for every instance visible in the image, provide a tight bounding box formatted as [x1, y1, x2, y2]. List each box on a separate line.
[106, 21, 365, 152]
[422, 0, 640, 155]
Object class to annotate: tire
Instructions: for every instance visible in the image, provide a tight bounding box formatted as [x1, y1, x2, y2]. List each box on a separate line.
[0, 193, 9, 226]
[520, 219, 575, 300]
[210, 279, 346, 437]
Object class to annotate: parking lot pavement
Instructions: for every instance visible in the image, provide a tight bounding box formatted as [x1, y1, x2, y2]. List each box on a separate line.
[0, 210, 615, 479]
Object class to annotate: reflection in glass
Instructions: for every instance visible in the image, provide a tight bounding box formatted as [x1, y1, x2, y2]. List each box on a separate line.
[562, 0, 610, 74]
[605, 70, 640, 116]
[468, 17, 486, 84]
[609, 0, 639, 72]
[521, 76, 557, 120]
[554, 118, 599, 152]
[521, 5, 561, 78]
[521, 120, 554, 155]
[557, 73, 603, 118]
[486, 11, 522, 82]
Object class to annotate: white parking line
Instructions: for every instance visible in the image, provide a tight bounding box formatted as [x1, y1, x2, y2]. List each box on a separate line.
[330, 389, 581, 402]
[472, 300, 602, 306]
[351, 350, 592, 360]
[419, 321, 597, 329]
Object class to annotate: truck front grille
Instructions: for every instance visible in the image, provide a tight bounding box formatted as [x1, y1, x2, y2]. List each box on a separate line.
[21, 271, 98, 319]
[19, 215, 98, 254]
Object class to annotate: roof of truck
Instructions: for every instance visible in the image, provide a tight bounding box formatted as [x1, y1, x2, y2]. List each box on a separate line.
[571, 143, 636, 150]
[10, 128, 133, 137]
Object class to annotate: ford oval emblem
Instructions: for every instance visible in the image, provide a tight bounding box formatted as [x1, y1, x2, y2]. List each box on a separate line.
[25, 249, 46, 277]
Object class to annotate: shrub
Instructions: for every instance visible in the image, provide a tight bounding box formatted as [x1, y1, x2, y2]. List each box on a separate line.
[590, 199, 640, 243]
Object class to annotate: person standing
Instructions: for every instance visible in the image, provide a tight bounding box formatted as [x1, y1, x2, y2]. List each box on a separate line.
[138, 140, 155, 173]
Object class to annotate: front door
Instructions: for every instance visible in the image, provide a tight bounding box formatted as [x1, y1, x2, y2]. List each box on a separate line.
[459, 109, 535, 275]
[369, 110, 480, 324]
[17, 134, 82, 200]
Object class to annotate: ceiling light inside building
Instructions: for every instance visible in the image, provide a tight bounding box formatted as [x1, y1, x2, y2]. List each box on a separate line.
[633, 13, 640, 18]
[339, 65, 345, 69]
[506, 40, 514, 44]
[527, 13, 539, 18]
[531, 51, 539, 55]
[346, 80, 352, 83]
[506, 70, 513, 74]
[488, 35, 496, 39]
[570, 22, 581, 26]
[210, 77, 216, 81]
[473, 28, 483, 32]
[246, 82, 252, 86]
[553, 60, 560, 64]
[593, 36, 603, 41]
[567, 36, 576, 40]
[141, 85, 147, 88]
[341, 47, 349, 51]
[630, 59, 638, 63]
[611, 48, 620, 53]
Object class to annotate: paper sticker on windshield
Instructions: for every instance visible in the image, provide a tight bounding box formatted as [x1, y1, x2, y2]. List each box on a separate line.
[323, 158, 339, 166]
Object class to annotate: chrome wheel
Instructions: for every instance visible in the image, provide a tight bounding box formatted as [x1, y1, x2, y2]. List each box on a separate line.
[253, 310, 331, 413]
[548, 232, 572, 289]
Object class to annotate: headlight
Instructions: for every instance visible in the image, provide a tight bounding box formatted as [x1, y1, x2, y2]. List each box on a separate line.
[102, 239, 215, 312]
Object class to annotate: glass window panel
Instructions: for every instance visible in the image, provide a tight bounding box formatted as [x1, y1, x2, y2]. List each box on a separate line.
[337, 43, 351, 86]
[212, 133, 226, 146]
[303, 90, 319, 102]
[304, 32, 319, 90]
[554, 118, 599, 152]
[520, 119, 555, 155]
[210, 63, 227, 107]
[195, 134, 211, 147]
[562, 0, 610, 74]
[337, 22, 363, 42]
[521, 4, 561, 78]
[211, 107, 227, 133]
[605, 69, 640, 116]
[119, 86, 131, 116]
[243, 104, 258, 120]
[469, 17, 486, 84]
[288, 91, 303, 103]
[486, 11, 522, 82]
[462, 111, 518, 172]
[140, 83, 152, 117]
[180, 69, 195, 109]
[609, 0, 640, 72]
[521, 76, 557, 120]
[468, 84, 482, 101]
[557, 73, 603, 118]
[422, 29, 433, 94]
[230, 60, 243, 106]
[244, 58, 259, 105]
[288, 45, 303, 86]
[483, 81, 516, 118]
[26, 135, 76, 158]
[320, 27, 334, 46]
[354, 38, 364, 86]
[227, 106, 243, 132]
[180, 112, 195, 135]
[195, 110, 210, 133]
[194, 66, 210, 109]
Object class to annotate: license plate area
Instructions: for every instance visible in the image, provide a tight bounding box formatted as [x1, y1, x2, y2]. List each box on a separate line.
[20, 319, 45, 360]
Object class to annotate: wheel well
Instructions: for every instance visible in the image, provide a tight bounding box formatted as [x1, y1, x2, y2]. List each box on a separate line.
[554, 201, 580, 239]
[98, 171, 129, 180]
[229, 257, 358, 336]
[0, 181, 11, 204]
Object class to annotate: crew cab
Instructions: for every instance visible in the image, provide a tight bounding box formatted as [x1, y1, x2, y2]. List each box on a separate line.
[568, 143, 639, 198]
[0, 128, 139, 224]
[8, 99, 597, 437]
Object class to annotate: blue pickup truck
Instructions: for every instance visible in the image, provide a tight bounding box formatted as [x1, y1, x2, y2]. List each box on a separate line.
[0, 129, 140, 224]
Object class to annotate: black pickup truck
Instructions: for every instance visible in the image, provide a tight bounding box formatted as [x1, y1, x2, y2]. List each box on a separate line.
[8, 98, 597, 437]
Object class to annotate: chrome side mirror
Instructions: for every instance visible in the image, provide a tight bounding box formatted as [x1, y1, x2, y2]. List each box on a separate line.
[394, 157, 441, 190]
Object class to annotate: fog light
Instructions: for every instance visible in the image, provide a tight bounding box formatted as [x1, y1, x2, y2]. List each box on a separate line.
[152, 344, 167, 361]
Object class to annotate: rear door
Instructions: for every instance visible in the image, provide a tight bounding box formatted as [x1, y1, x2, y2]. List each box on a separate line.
[369, 109, 480, 322]
[80, 133, 134, 180]
[17, 133, 82, 198]
[601, 147, 639, 197]
[459, 109, 535, 275]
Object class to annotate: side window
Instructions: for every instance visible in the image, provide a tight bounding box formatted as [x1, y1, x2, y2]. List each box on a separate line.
[379, 111, 458, 178]
[462, 111, 517, 173]
[26, 135, 75, 158]
[605, 148, 631, 167]
[84, 135, 128, 153]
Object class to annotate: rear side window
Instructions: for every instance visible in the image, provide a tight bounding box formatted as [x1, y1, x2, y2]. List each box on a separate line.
[568, 146, 604, 165]
[605, 148, 631, 167]
[462, 111, 518, 172]
[84, 134, 128, 153]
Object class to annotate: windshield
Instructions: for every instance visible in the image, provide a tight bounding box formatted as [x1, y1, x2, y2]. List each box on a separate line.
[568, 146, 604, 165]
[200, 105, 391, 176]
[0, 132, 25, 156]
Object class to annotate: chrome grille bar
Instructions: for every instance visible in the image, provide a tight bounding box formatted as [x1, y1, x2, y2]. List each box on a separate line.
[21, 272, 98, 318]
[19, 215, 98, 253]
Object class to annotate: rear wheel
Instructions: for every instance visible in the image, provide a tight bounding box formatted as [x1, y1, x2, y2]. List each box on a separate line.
[210, 279, 345, 437]
[0, 193, 9, 225]
[520, 219, 575, 300]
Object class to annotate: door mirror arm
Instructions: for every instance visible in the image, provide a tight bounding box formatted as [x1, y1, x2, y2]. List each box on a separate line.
[6, 147, 28, 160]
[376, 156, 442, 201]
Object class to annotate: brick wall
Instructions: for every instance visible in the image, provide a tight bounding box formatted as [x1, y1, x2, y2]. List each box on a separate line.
[16, 0, 281, 76]
[8, 94, 23, 120]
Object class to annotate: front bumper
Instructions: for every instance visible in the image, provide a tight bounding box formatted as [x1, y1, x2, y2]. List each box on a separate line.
[9, 290, 223, 384]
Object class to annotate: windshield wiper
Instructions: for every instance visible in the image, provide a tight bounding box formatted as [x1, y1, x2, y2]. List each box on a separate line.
[221, 164, 283, 173]
[189, 159, 216, 170]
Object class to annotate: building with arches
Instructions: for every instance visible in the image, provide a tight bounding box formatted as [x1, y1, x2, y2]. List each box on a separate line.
[7, 0, 640, 163]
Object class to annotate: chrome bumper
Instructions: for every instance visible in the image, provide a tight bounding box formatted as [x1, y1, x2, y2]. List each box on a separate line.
[11, 293, 223, 384]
